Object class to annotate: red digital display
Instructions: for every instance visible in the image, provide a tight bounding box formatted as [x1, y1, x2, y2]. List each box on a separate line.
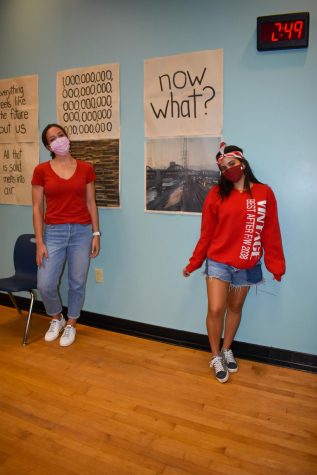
[257, 12, 309, 51]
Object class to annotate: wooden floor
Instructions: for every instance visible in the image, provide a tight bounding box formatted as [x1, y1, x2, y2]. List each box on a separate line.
[0, 306, 316, 475]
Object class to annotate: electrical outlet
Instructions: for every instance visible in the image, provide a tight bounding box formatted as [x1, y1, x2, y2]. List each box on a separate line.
[95, 268, 103, 283]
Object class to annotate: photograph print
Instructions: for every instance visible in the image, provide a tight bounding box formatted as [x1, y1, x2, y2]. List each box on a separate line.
[145, 136, 220, 214]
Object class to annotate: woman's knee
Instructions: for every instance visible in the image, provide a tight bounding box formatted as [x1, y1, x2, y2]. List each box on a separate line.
[68, 270, 88, 293]
[227, 302, 244, 314]
[37, 278, 57, 298]
[207, 306, 224, 320]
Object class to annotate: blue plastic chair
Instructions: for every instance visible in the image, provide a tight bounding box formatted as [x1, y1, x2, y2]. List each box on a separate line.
[0, 234, 37, 345]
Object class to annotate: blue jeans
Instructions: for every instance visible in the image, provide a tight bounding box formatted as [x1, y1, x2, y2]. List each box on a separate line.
[37, 224, 92, 319]
[205, 258, 263, 287]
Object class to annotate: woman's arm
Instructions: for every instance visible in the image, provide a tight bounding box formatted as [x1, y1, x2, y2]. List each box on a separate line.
[184, 188, 218, 274]
[86, 181, 100, 258]
[261, 187, 286, 280]
[32, 185, 48, 267]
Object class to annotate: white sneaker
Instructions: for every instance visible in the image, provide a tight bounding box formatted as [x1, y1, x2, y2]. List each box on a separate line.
[44, 316, 66, 342]
[222, 348, 238, 373]
[210, 355, 229, 383]
[60, 325, 76, 347]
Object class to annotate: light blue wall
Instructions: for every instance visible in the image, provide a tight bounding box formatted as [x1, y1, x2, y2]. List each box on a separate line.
[1, 0, 316, 354]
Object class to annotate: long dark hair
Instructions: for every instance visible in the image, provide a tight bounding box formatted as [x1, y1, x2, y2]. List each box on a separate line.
[41, 123, 68, 159]
[216, 145, 262, 198]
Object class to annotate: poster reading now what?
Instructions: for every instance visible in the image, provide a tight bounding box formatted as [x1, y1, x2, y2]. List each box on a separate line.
[144, 50, 223, 138]
[57, 63, 120, 140]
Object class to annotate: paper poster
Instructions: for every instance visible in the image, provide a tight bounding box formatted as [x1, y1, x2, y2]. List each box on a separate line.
[144, 50, 223, 137]
[0, 75, 39, 205]
[145, 136, 221, 213]
[0, 75, 38, 143]
[56, 63, 120, 140]
[0, 142, 39, 205]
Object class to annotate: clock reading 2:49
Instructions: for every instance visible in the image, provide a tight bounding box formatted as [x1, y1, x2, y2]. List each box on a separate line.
[272, 21, 304, 41]
[257, 12, 310, 51]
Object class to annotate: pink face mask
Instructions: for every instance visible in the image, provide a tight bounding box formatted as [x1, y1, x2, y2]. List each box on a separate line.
[50, 136, 70, 156]
[223, 164, 244, 183]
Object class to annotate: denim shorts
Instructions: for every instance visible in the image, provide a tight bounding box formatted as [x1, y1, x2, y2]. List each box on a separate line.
[205, 258, 263, 287]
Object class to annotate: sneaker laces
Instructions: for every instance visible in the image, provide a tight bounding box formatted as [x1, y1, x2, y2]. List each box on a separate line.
[62, 325, 74, 338]
[48, 319, 60, 333]
[223, 349, 236, 364]
[210, 356, 226, 373]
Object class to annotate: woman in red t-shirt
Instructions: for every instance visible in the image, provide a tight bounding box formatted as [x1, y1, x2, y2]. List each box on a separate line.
[32, 124, 100, 347]
[183, 142, 285, 383]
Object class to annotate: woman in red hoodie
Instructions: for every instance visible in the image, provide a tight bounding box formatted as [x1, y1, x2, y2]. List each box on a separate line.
[183, 142, 285, 383]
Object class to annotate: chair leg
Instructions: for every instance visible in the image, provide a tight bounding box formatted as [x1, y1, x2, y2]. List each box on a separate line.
[22, 290, 35, 346]
[8, 292, 22, 314]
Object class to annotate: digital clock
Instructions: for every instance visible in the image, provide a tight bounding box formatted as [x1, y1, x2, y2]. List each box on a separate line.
[257, 12, 309, 51]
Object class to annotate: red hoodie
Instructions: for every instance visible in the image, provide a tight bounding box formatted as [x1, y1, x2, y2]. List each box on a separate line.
[186, 183, 285, 279]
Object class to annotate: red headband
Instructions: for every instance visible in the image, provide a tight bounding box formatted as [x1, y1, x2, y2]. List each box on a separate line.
[216, 141, 244, 164]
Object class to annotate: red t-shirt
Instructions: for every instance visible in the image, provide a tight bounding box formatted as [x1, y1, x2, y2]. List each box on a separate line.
[31, 159, 96, 224]
[186, 184, 286, 279]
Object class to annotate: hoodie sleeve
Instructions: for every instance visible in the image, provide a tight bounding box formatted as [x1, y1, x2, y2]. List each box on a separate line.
[262, 187, 286, 279]
[185, 187, 219, 273]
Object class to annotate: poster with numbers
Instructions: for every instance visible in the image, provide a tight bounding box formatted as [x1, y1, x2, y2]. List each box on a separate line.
[56, 64, 120, 207]
[56, 63, 120, 140]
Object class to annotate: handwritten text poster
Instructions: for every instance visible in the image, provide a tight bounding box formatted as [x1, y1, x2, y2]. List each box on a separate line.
[0, 142, 39, 205]
[0, 75, 39, 205]
[56, 63, 120, 140]
[144, 50, 223, 137]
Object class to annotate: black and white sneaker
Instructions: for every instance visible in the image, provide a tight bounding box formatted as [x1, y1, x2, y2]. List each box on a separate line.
[222, 349, 238, 373]
[210, 355, 229, 383]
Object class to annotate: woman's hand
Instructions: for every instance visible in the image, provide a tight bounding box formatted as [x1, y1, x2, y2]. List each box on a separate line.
[182, 268, 190, 277]
[36, 242, 48, 267]
[90, 236, 100, 258]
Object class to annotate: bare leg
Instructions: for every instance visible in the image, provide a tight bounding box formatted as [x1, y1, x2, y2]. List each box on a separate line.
[222, 286, 249, 351]
[206, 277, 230, 357]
